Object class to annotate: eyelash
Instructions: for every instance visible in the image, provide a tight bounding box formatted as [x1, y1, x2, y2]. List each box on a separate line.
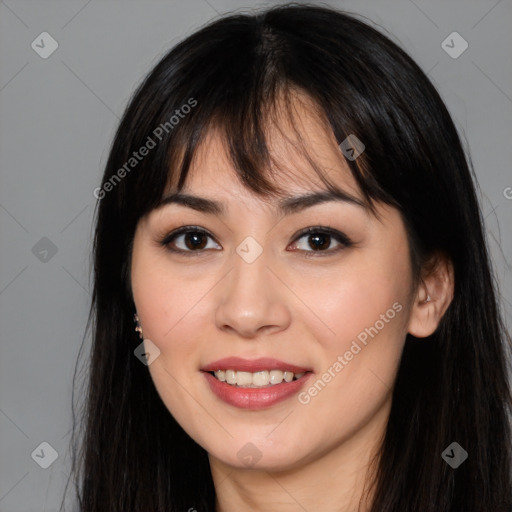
[158, 225, 354, 258]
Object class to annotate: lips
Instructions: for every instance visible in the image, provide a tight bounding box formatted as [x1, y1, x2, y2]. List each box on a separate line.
[202, 370, 313, 409]
[201, 356, 312, 373]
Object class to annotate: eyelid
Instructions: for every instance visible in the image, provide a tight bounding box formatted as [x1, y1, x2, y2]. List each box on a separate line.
[158, 225, 353, 256]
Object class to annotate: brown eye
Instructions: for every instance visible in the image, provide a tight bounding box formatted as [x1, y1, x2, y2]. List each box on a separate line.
[288, 227, 353, 256]
[160, 227, 221, 254]
[306, 233, 332, 251]
[182, 232, 208, 250]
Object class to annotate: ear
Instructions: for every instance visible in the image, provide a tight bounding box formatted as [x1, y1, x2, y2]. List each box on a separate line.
[407, 252, 454, 338]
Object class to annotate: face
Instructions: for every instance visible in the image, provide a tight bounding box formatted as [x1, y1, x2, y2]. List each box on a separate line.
[130, 94, 417, 474]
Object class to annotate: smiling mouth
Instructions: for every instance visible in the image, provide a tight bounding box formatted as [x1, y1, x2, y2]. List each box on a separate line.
[206, 369, 311, 388]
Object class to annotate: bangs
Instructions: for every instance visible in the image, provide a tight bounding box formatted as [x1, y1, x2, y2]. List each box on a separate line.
[162, 82, 383, 219]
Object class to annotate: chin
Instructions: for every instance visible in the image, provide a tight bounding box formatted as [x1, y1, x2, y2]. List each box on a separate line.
[207, 438, 311, 472]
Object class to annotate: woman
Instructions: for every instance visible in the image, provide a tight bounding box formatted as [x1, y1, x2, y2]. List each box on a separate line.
[69, 4, 512, 511]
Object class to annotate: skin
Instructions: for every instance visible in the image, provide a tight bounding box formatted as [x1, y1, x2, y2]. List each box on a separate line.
[130, 92, 454, 512]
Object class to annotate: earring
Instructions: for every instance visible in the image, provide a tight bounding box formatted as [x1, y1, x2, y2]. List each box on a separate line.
[133, 313, 144, 339]
[424, 295, 432, 303]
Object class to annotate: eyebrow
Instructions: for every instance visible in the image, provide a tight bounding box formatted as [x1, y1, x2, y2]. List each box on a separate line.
[156, 189, 366, 216]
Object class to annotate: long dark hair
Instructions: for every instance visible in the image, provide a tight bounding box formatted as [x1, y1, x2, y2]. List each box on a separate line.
[65, 3, 512, 511]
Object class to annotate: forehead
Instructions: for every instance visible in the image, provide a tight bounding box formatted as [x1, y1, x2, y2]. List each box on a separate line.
[173, 91, 361, 203]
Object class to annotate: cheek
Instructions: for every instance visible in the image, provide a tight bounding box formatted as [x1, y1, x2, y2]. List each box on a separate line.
[131, 262, 169, 340]
[130, 234, 182, 347]
[294, 265, 408, 438]
[131, 247, 214, 376]
[294, 243, 411, 409]
[295, 249, 410, 347]
[131, 250, 206, 423]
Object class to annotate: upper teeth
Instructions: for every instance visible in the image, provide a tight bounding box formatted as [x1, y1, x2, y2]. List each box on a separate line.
[213, 369, 305, 387]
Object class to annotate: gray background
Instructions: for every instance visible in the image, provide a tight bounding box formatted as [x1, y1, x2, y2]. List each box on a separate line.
[0, 1, 511, 510]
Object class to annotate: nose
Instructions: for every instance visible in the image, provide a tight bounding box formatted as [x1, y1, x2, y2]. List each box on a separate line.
[214, 247, 291, 339]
